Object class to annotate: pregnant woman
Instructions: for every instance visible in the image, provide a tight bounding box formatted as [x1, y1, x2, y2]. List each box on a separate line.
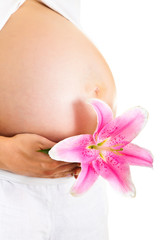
[0, 0, 116, 239]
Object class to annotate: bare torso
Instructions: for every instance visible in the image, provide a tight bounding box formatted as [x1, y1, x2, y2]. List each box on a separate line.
[0, 0, 116, 142]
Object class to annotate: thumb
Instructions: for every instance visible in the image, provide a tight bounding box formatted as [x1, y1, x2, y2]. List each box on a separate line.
[38, 135, 56, 149]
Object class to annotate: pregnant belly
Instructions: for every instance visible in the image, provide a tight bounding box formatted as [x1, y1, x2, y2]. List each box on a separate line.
[0, 0, 116, 142]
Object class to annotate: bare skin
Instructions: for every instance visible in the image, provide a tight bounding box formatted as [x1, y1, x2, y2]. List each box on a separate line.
[0, 0, 116, 178]
[0, 134, 81, 178]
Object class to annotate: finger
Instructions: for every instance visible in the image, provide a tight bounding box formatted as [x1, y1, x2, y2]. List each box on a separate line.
[52, 163, 81, 173]
[51, 161, 81, 167]
[73, 167, 81, 176]
[33, 166, 81, 178]
[42, 171, 74, 178]
[35, 152, 67, 165]
[37, 150, 78, 164]
[53, 167, 81, 179]
[50, 170, 77, 178]
[39, 158, 81, 170]
[42, 163, 81, 175]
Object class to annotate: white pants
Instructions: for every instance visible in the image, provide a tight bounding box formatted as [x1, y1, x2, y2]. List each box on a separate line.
[0, 170, 109, 240]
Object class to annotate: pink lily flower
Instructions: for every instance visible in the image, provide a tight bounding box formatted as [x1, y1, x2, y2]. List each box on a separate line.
[48, 98, 153, 197]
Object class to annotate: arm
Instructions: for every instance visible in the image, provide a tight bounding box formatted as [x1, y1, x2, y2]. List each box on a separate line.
[0, 133, 81, 178]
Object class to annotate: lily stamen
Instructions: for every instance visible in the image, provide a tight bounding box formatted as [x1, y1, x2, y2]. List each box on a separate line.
[87, 144, 123, 156]
[48, 98, 153, 197]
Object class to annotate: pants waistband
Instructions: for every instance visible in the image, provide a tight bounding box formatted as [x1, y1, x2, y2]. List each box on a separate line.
[0, 169, 74, 185]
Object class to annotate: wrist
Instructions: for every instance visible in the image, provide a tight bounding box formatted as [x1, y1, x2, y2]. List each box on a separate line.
[0, 136, 12, 170]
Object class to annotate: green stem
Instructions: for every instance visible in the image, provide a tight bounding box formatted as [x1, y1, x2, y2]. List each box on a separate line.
[37, 148, 51, 154]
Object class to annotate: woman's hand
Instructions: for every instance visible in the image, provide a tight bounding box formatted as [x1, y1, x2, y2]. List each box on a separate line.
[0, 133, 81, 178]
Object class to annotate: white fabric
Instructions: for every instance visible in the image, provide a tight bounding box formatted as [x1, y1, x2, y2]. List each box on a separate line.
[38, 0, 81, 27]
[0, 0, 81, 31]
[0, 1, 109, 238]
[0, 0, 26, 31]
[0, 172, 109, 240]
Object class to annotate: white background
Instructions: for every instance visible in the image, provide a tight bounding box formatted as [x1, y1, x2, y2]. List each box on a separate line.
[81, 1, 160, 239]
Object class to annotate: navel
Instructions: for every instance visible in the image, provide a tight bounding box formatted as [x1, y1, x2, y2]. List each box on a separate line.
[94, 86, 100, 96]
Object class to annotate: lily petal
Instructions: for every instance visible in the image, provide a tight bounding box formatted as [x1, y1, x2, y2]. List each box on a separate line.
[121, 143, 153, 167]
[48, 134, 99, 163]
[70, 162, 99, 196]
[88, 98, 113, 143]
[99, 106, 148, 147]
[92, 155, 136, 196]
